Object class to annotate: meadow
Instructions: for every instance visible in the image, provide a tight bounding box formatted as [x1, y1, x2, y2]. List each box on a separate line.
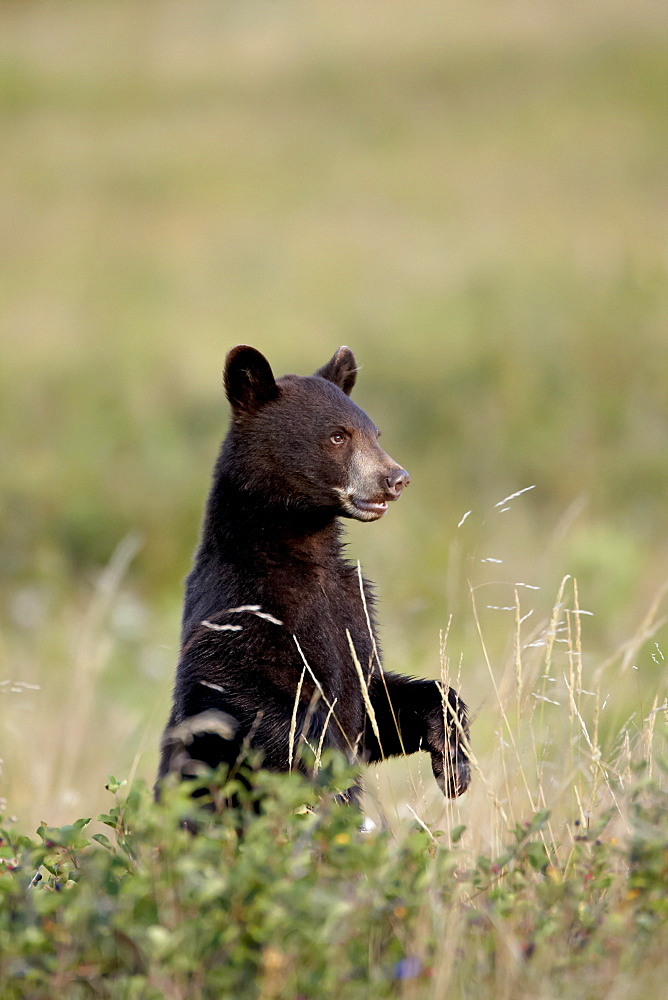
[1, 1, 666, 996]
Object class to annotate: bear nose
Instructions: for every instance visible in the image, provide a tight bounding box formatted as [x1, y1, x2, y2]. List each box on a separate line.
[385, 468, 410, 497]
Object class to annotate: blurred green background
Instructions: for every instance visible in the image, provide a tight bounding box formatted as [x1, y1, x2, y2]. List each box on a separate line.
[1, 0, 666, 828]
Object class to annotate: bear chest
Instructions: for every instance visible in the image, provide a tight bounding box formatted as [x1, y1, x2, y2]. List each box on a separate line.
[270, 567, 376, 724]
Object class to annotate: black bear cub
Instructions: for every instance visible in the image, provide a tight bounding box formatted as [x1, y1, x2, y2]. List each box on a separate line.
[158, 346, 470, 801]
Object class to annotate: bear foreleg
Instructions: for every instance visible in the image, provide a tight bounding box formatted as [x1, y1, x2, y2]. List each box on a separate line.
[364, 673, 470, 797]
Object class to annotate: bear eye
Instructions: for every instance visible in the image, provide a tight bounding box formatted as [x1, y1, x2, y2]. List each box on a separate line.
[330, 431, 346, 446]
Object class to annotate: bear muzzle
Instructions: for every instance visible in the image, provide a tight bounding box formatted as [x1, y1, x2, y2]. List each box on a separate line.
[336, 466, 410, 521]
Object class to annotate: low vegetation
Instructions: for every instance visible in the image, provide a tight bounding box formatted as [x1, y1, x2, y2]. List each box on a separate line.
[2, 586, 666, 1000]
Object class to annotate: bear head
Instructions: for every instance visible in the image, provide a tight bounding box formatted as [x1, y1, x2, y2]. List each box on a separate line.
[222, 345, 409, 522]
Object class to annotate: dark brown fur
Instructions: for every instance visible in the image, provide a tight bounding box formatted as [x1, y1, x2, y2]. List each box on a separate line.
[157, 346, 470, 801]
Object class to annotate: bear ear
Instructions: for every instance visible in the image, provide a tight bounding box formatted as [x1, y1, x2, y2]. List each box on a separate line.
[224, 346, 279, 415]
[314, 346, 358, 396]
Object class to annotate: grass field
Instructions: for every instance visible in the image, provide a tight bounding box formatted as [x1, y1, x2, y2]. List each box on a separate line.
[1, 1, 666, 996]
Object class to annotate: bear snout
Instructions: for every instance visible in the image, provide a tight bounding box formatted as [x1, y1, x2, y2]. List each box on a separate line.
[384, 468, 410, 498]
[337, 450, 410, 521]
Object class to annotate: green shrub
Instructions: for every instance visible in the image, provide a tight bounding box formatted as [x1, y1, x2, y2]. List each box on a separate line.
[1, 748, 666, 1000]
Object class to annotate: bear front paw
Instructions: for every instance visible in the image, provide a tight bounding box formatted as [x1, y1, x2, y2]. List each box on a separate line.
[427, 691, 471, 798]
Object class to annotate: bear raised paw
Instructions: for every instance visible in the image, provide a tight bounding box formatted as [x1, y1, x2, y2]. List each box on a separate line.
[157, 346, 470, 802]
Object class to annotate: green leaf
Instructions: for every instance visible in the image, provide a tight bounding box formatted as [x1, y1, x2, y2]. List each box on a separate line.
[92, 833, 114, 851]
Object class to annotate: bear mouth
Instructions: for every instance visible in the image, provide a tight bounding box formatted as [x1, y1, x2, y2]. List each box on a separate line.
[352, 498, 388, 517]
[334, 487, 391, 521]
